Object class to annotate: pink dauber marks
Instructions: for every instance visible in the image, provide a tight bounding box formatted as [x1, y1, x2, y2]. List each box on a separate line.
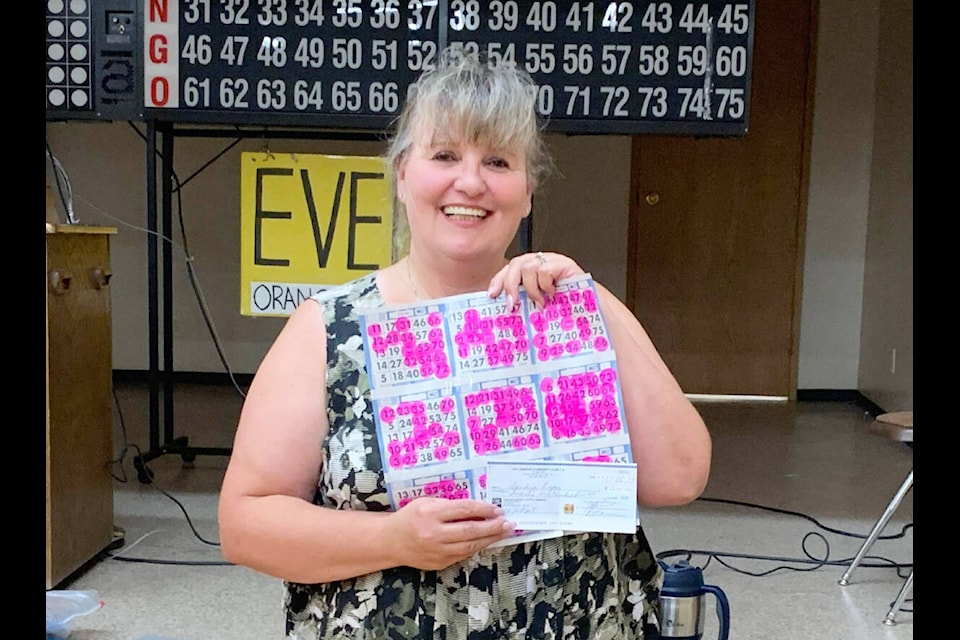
[451, 305, 532, 371]
[367, 310, 452, 384]
[462, 382, 544, 456]
[581, 454, 613, 462]
[395, 476, 471, 509]
[530, 285, 608, 364]
[378, 397, 465, 470]
[540, 366, 622, 441]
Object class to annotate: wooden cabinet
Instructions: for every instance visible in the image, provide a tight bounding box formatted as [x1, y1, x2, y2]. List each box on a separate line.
[46, 225, 117, 589]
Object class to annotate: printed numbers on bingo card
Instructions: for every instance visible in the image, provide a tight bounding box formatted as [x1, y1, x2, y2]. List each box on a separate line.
[540, 365, 624, 442]
[531, 283, 609, 364]
[450, 299, 533, 372]
[378, 394, 466, 472]
[394, 475, 472, 510]
[462, 378, 546, 457]
[365, 308, 452, 387]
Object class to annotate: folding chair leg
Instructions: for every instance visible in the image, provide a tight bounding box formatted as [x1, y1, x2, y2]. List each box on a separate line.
[838, 469, 913, 586]
[882, 569, 913, 626]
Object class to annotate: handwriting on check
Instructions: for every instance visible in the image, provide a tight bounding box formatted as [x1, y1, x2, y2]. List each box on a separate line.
[504, 495, 630, 519]
[487, 460, 639, 533]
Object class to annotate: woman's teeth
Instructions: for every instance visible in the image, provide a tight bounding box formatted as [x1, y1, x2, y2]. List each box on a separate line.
[443, 206, 486, 218]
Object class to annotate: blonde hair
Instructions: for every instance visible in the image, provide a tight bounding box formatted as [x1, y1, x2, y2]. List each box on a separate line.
[386, 48, 551, 258]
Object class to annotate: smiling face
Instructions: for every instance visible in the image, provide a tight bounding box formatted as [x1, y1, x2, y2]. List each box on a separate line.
[385, 52, 551, 262]
[396, 123, 533, 264]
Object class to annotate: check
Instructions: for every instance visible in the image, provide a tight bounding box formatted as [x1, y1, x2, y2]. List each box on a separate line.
[486, 460, 639, 534]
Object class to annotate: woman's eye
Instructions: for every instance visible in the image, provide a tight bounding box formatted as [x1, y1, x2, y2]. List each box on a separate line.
[432, 151, 457, 162]
[487, 157, 510, 169]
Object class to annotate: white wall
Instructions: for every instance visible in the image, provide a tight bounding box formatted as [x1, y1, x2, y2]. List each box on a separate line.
[797, 0, 878, 389]
[857, 0, 913, 411]
[798, 0, 913, 412]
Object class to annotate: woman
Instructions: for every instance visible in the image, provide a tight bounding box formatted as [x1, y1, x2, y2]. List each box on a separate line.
[218, 49, 712, 640]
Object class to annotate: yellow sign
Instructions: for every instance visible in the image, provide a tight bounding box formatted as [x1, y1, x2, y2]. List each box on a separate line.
[239, 152, 394, 317]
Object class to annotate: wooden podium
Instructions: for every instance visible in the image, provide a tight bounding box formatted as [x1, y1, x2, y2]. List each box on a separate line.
[46, 224, 117, 589]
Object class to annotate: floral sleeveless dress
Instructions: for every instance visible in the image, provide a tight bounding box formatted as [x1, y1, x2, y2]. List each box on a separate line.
[284, 272, 663, 640]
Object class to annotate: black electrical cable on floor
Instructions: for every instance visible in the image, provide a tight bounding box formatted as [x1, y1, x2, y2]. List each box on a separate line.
[106, 386, 230, 567]
[656, 535, 913, 578]
[656, 495, 913, 575]
[655, 495, 913, 612]
[698, 496, 912, 542]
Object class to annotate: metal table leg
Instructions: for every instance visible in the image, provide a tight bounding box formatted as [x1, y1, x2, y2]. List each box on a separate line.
[882, 570, 913, 626]
[838, 469, 913, 586]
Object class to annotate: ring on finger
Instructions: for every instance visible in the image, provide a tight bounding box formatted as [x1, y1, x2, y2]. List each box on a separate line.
[536, 251, 547, 265]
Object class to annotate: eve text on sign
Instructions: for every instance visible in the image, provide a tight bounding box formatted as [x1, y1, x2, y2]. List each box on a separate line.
[253, 167, 384, 270]
[239, 153, 394, 317]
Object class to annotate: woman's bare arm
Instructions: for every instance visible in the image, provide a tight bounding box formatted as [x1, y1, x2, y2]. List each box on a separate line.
[595, 284, 712, 507]
[217, 301, 512, 584]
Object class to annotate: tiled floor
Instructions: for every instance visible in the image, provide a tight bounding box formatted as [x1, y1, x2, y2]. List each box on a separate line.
[56, 383, 913, 640]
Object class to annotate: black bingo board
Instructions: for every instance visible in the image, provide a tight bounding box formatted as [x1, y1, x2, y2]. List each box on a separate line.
[46, 0, 755, 135]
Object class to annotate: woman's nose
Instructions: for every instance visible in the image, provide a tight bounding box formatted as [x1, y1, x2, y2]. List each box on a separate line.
[453, 161, 486, 197]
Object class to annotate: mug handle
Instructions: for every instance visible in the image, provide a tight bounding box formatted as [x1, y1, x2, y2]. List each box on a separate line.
[703, 585, 730, 640]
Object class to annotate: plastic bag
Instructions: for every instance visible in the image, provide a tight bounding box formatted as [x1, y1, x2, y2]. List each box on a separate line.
[46, 590, 103, 639]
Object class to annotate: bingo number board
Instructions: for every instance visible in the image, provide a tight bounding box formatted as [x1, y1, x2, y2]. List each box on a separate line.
[45, 0, 144, 121]
[47, 0, 755, 136]
[359, 274, 634, 513]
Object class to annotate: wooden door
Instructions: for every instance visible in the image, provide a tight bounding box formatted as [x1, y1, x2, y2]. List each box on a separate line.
[627, 0, 814, 398]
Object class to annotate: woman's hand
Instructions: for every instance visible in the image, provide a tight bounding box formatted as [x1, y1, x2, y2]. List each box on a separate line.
[387, 498, 515, 570]
[487, 251, 585, 310]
